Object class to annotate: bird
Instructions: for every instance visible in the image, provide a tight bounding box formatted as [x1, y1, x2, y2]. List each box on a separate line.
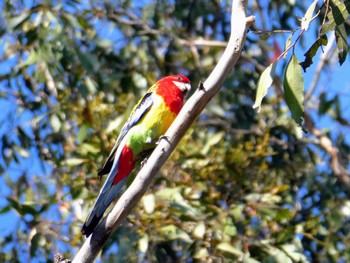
[82, 74, 191, 237]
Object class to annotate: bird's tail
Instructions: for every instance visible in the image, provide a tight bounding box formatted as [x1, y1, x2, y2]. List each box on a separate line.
[81, 176, 128, 237]
[82, 145, 135, 237]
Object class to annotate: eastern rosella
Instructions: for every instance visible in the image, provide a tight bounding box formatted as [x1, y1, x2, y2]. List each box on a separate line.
[82, 75, 191, 237]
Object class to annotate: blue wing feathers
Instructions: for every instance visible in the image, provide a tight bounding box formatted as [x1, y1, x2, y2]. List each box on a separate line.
[97, 92, 153, 177]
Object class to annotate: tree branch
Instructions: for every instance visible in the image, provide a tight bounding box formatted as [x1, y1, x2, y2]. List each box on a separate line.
[73, 1, 253, 262]
[304, 113, 350, 196]
[305, 33, 336, 102]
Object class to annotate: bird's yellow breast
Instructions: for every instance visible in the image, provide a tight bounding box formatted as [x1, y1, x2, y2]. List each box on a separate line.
[144, 94, 177, 135]
[126, 94, 177, 154]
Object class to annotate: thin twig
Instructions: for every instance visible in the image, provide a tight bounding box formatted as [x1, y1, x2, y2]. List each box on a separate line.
[305, 33, 336, 102]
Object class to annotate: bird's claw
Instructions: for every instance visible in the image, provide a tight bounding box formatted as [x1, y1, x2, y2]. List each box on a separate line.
[141, 158, 148, 168]
[157, 135, 170, 144]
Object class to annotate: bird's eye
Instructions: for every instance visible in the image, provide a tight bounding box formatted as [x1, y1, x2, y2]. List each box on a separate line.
[177, 76, 182, 81]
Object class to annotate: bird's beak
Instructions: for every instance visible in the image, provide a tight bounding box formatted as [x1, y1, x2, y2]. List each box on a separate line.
[173, 81, 191, 97]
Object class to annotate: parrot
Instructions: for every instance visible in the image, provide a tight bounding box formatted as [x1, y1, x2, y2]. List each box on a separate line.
[82, 74, 191, 237]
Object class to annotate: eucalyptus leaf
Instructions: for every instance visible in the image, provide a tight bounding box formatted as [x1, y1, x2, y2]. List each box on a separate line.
[283, 55, 306, 132]
[301, 0, 318, 31]
[253, 62, 277, 112]
[320, 0, 350, 35]
[334, 24, 348, 65]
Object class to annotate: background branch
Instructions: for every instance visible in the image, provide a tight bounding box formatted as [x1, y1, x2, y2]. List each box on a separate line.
[72, 0, 253, 262]
[305, 33, 336, 102]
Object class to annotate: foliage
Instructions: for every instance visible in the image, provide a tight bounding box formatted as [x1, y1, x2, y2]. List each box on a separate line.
[0, 0, 349, 262]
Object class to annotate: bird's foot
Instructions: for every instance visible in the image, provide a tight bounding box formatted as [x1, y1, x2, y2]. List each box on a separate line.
[141, 158, 148, 168]
[157, 135, 170, 144]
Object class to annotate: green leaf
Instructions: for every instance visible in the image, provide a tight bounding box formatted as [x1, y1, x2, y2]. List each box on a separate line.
[160, 225, 192, 242]
[283, 55, 306, 132]
[79, 143, 100, 154]
[30, 233, 41, 257]
[243, 256, 261, 263]
[7, 12, 30, 30]
[284, 34, 293, 59]
[224, 218, 237, 237]
[95, 39, 114, 50]
[275, 208, 294, 222]
[77, 124, 89, 144]
[7, 198, 38, 216]
[300, 35, 328, 72]
[61, 12, 81, 28]
[201, 131, 224, 155]
[77, 51, 100, 74]
[259, 32, 272, 41]
[193, 221, 206, 239]
[253, 62, 277, 112]
[50, 114, 61, 133]
[0, 205, 11, 214]
[320, 0, 350, 35]
[217, 242, 243, 257]
[14, 146, 30, 158]
[85, 77, 97, 94]
[230, 205, 243, 220]
[281, 244, 309, 262]
[138, 233, 149, 253]
[106, 115, 125, 134]
[276, 226, 295, 243]
[301, 0, 318, 31]
[63, 158, 88, 166]
[334, 24, 348, 65]
[318, 92, 337, 116]
[142, 194, 155, 214]
[16, 50, 39, 69]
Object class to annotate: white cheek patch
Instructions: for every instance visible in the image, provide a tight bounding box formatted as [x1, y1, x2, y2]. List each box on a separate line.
[173, 81, 191, 93]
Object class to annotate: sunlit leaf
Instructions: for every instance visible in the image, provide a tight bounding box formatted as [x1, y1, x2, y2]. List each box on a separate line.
[85, 77, 97, 94]
[63, 158, 88, 166]
[284, 33, 293, 58]
[7, 12, 30, 30]
[79, 143, 100, 154]
[77, 124, 89, 144]
[193, 221, 206, 239]
[224, 218, 237, 237]
[320, 0, 350, 35]
[253, 62, 277, 112]
[142, 194, 155, 214]
[217, 242, 243, 257]
[284, 54, 305, 131]
[301, 0, 318, 31]
[106, 115, 125, 134]
[201, 131, 224, 155]
[281, 244, 309, 262]
[138, 233, 149, 253]
[14, 146, 30, 158]
[50, 114, 61, 133]
[160, 225, 192, 242]
[16, 50, 39, 69]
